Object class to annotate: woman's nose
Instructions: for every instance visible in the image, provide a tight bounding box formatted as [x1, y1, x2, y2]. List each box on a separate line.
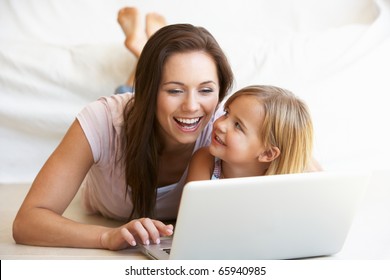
[182, 92, 200, 112]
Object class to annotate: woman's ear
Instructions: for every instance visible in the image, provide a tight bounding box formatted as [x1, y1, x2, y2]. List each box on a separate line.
[258, 146, 281, 163]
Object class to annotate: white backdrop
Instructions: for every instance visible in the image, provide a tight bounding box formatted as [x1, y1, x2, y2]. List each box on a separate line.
[1, 0, 389, 183]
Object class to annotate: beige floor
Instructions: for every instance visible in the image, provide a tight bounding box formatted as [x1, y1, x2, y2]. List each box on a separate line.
[0, 183, 145, 260]
[1, 169, 390, 260]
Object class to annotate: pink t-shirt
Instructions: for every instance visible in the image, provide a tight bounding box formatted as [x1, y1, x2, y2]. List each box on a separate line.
[77, 93, 221, 221]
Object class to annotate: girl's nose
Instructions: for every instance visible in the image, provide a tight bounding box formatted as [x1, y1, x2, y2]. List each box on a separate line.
[214, 116, 227, 133]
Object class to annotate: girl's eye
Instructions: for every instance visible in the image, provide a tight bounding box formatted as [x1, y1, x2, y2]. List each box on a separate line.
[234, 122, 242, 131]
[223, 108, 229, 116]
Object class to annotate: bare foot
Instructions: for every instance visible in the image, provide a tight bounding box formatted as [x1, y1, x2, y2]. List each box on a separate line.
[117, 7, 147, 57]
[146, 12, 167, 38]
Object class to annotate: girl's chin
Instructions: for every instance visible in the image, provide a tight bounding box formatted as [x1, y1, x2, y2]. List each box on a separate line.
[208, 145, 220, 157]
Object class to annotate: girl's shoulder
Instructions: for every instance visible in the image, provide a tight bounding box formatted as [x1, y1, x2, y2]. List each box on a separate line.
[186, 147, 215, 182]
[191, 147, 215, 173]
[192, 146, 213, 160]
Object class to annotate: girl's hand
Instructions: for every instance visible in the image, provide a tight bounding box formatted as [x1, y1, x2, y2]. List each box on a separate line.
[100, 218, 174, 251]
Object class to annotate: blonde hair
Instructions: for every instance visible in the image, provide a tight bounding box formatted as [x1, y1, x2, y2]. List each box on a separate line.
[224, 85, 313, 175]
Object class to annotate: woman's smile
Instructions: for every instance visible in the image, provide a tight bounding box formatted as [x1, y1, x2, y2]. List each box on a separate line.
[174, 117, 203, 132]
[156, 51, 220, 145]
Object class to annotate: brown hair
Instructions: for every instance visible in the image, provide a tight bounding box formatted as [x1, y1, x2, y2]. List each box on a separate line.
[225, 85, 313, 175]
[122, 24, 233, 219]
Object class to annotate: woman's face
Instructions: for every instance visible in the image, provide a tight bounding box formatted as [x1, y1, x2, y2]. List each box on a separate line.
[156, 51, 220, 147]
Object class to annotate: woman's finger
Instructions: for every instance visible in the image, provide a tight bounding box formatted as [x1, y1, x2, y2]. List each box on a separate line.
[153, 220, 174, 236]
[130, 219, 152, 245]
[120, 227, 137, 247]
[140, 218, 161, 244]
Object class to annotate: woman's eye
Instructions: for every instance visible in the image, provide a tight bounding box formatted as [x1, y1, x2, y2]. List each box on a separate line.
[167, 89, 183, 94]
[199, 88, 214, 94]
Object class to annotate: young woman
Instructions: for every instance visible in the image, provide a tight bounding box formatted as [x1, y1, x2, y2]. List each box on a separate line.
[186, 85, 314, 182]
[12, 16, 234, 250]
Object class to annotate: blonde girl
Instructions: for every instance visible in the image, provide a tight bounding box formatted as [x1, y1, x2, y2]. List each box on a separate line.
[186, 85, 314, 181]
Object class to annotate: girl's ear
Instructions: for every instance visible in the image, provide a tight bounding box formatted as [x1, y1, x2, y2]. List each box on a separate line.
[258, 146, 281, 163]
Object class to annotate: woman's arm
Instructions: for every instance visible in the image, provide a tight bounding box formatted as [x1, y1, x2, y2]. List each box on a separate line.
[185, 147, 215, 183]
[13, 119, 102, 248]
[12, 120, 172, 250]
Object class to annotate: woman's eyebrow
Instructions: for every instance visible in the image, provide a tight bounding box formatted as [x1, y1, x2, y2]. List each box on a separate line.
[200, 80, 218, 86]
[161, 80, 217, 86]
[161, 81, 185, 86]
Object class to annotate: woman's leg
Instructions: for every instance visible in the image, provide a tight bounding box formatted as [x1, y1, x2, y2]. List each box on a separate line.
[146, 12, 167, 38]
[117, 7, 145, 89]
[117, 8, 166, 89]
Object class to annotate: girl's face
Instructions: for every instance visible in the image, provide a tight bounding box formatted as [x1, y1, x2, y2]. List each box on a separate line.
[156, 51, 220, 148]
[209, 95, 266, 164]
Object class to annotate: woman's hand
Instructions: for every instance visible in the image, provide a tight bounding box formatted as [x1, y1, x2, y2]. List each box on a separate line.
[100, 218, 174, 251]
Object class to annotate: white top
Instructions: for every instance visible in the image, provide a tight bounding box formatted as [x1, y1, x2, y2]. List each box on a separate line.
[77, 93, 221, 221]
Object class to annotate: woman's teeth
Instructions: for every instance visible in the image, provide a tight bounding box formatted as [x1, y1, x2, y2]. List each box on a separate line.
[175, 117, 201, 129]
[175, 117, 200, 125]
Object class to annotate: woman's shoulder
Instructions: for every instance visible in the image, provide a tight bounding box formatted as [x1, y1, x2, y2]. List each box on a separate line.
[98, 93, 133, 112]
[80, 93, 133, 116]
[76, 93, 134, 162]
[92, 93, 134, 127]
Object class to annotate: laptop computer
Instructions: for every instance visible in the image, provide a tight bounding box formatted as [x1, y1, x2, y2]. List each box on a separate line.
[139, 170, 371, 260]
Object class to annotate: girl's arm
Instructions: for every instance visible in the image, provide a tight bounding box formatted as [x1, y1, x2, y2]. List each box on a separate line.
[306, 157, 323, 172]
[186, 147, 215, 183]
[12, 120, 172, 250]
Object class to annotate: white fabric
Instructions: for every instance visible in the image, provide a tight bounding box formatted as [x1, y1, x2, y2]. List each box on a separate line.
[1, 0, 390, 183]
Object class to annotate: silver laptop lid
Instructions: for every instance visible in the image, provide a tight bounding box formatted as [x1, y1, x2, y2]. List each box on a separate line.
[168, 171, 370, 260]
